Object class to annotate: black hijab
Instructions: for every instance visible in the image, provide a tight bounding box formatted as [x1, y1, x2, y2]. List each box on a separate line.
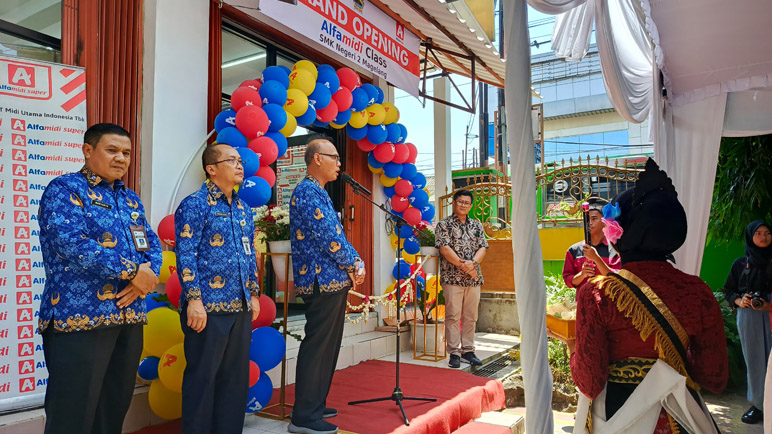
[610, 159, 687, 264]
[745, 220, 772, 265]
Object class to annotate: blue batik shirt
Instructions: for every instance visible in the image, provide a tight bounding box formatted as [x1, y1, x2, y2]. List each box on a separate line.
[290, 175, 360, 296]
[174, 182, 259, 312]
[38, 166, 163, 333]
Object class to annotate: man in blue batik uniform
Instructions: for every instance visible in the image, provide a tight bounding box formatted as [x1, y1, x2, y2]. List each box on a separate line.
[174, 143, 260, 434]
[38, 123, 162, 434]
[288, 137, 365, 434]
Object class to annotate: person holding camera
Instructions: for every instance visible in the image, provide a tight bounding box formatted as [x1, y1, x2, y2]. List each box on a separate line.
[723, 220, 772, 425]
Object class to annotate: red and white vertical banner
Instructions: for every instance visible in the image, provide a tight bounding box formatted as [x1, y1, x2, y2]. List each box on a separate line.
[258, 0, 421, 97]
[0, 55, 87, 411]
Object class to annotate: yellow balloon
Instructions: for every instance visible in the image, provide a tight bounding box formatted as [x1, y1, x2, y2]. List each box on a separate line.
[402, 252, 417, 264]
[279, 112, 297, 136]
[380, 173, 398, 187]
[143, 308, 184, 357]
[348, 110, 368, 128]
[159, 251, 177, 284]
[426, 276, 441, 302]
[330, 121, 346, 129]
[366, 103, 386, 125]
[368, 164, 383, 174]
[293, 60, 318, 80]
[158, 343, 186, 393]
[384, 282, 396, 295]
[382, 102, 400, 124]
[148, 379, 182, 420]
[389, 233, 405, 249]
[283, 88, 309, 117]
[289, 68, 315, 96]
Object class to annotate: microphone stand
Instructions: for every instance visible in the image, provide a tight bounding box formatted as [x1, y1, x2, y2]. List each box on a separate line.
[345, 182, 436, 426]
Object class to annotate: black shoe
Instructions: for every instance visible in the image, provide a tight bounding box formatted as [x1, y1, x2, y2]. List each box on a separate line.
[288, 419, 338, 434]
[742, 406, 763, 424]
[322, 407, 337, 418]
[461, 352, 483, 366]
[448, 354, 461, 368]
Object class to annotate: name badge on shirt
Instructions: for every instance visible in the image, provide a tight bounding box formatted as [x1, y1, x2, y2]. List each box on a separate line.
[130, 225, 150, 251]
[241, 236, 252, 255]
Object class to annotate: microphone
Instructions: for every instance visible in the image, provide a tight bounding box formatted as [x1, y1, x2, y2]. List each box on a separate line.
[342, 173, 372, 196]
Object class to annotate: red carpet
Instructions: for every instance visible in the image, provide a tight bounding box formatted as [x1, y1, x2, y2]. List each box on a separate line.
[265, 360, 506, 434]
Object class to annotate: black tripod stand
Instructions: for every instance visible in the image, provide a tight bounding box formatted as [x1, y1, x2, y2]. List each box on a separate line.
[345, 182, 436, 426]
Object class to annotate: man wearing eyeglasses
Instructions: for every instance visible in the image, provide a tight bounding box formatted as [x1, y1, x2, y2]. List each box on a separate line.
[288, 137, 364, 434]
[436, 189, 489, 368]
[173, 144, 261, 434]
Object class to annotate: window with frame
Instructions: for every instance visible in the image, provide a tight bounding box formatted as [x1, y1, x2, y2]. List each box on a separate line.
[0, 1, 61, 62]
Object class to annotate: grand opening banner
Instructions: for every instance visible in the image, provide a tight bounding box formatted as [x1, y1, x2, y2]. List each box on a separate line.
[258, 0, 421, 97]
[0, 55, 87, 412]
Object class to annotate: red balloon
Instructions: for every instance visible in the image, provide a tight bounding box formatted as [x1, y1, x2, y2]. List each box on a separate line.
[391, 195, 410, 212]
[249, 361, 260, 387]
[392, 143, 410, 164]
[255, 166, 276, 187]
[231, 86, 263, 111]
[252, 294, 277, 329]
[165, 273, 182, 308]
[394, 179, 413, 197]
[235, 106, 269, 139]
[373, 143, 395, 164]
[157, 214, 175, 247]
[331, 88, 353, 111]
[356, 138, 377, 152]
[248, 136, 279, 166]
[417, 220, 432, 230]
[239, 79, 262, 92]
[315, 99, 339, 123]
[404, 207, 422, 226]
[405, 142, 418, 164]
[337, 67, 361, 91]
[410, 263, 426, 279]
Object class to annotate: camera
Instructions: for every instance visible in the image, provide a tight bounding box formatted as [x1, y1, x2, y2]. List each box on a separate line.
[746, 291, 765, 309]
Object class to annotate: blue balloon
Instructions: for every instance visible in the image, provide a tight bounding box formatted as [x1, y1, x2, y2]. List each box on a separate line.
[409, 189, 429, 208]
[351, 88, 369, 112]
[366, 124, 388, 145]
[346, 124, 367, 141]
[367, 151, 385, 168]
[374, 86, 385, 104]
[383, 162, 403, 179]
[312, 119, 329, 128]
[317, 64, 336, 74]
[400, 163, 417, 180]
[398, 224, 414, 239]
[145, 294, 168, 312]
[137, 356, 160, 381]
[412, 173, 427, 190]
[262, 66, 290, 89]
[250, 326, 286, 372]
[265, 131, 288, 158]
[240, 176, 272, 207]
[296, 105, 317, 126]
[333, 109, 352, 125]
[245, 373, 274, 413]
[317, 68, 341, 93]
[383, 185, 395, 198]
[308, 82, 332, 110]
[214, 109, 237, 133]
[259, 80, 287, 106]
[217, 127, 247, 148]
[397, 123, 408, 144]
[392, 260, 411, 280]
[385, 123, 401, 143]
[237, 147, 260, 177]
[278, 65, 292, 76]
[415, 275, 426, 298]
[262, 103, 287, 132]
[421, 204, 436, 221]
[403, 237, 420, 255]
[360, 84, 379, 105]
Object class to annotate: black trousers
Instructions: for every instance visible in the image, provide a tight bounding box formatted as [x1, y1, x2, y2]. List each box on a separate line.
[180, 307, 252, 434]
[292, 284, 349, 426]
[42, 324, 143, 434]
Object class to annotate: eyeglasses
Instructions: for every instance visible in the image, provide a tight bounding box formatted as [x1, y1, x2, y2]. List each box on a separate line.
[455, 200, 472, 206]
[209, 158, 244, 167]
[317, 152, 341, 163]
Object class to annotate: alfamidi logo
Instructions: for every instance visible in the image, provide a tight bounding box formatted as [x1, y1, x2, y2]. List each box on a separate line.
[396, 22, 405, 42]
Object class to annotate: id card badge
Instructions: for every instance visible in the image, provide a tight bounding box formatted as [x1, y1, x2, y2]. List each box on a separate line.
[130, 225, 150, 251]
[241, 236, 252, 255]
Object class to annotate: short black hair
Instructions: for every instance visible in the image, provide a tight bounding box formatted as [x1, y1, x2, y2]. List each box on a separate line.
[453, 189, 473, 202]
[202, 144, 227, 179]
[84, 123, 130, 147]
[303, 134, 334, 166]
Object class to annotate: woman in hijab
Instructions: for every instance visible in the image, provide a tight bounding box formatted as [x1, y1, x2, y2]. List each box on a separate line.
[723, 220, 772, 425]
[570, 159, 728, 434]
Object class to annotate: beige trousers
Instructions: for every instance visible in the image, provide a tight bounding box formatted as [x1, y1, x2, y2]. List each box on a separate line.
[443, 284, 481, 356]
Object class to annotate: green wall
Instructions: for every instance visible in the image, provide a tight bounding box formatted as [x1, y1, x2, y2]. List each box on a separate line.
[700, 239, 744, 290]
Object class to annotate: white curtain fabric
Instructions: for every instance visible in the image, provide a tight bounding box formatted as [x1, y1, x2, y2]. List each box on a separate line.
[528, 0, 587, 15]
[505, 1, 555, 433]
[551, 2, 593, 61]
[723, 89, 772, 137]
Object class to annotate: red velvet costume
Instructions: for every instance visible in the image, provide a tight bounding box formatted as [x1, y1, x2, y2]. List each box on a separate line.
[570, 261, 728, 432]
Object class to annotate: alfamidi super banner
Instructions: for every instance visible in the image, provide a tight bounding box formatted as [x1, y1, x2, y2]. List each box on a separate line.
[0, 54, 87, 412]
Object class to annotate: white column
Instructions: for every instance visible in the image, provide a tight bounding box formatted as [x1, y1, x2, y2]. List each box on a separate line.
[141, 0, 210, 227]
[433, 77, 452, 209]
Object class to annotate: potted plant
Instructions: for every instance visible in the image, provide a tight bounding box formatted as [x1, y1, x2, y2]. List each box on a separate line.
[415, 226, 439, 275]
[411, 277, 445, 354]
[254, 205, 292, 281]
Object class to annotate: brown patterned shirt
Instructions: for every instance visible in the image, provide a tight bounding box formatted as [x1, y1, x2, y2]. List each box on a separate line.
[435, 214, 489, 287]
